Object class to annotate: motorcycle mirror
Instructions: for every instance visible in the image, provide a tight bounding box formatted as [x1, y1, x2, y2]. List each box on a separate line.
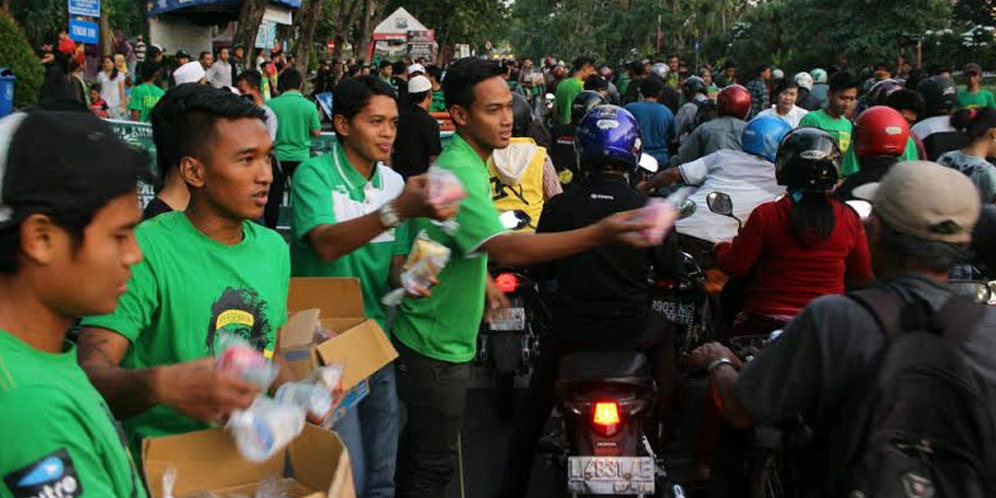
[677, 199, 696, 219]
[950, 280, 991, 304]
[845, 199, 873, 221]
[768, 329, 784, 343]
[499, 210, 532, 231]
[706, 191, 734, 217]
[989, 281, 996, 306]
[638, 154, 659, 174]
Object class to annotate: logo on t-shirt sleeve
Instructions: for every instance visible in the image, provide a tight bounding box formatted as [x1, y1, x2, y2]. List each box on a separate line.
[3, 448, 83, 498]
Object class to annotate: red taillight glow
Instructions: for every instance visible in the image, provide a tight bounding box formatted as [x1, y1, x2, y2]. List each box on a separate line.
[495, 273, 520, 293]
[592, 401, 621, 436]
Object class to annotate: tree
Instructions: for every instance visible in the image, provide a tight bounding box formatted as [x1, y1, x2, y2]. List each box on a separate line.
[953, 0, 996, 27]
[0, 9, 44, 108]
[234, 0, 268, 64]
[293, 0, 324, 74]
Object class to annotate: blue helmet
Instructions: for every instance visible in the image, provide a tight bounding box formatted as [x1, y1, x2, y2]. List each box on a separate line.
[574, 105, 642, 172]
[741, 116, 793, 162]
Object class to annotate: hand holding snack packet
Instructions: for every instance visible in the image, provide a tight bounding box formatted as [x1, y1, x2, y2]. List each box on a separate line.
[214, 333, 279, 390]
[382, 230, 451, 306]
[391, 172, 462, 223]
[629, 198, 679, 245]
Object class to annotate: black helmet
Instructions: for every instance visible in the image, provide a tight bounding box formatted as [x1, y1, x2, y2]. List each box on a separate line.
[571, 90, 607, 126]
[682, 76, 707, 96]
[511, 93, 533, 138]
[775, 127, 843, 191]
[917, 75, 957, 116]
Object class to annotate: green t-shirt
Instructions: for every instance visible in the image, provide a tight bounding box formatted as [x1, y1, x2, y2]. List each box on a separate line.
[0, 331, 147, 498]
[554, 77, 584, 125]
[291, 143, 410, 330]
[840, 136, 919, 177]
[799, 109, 853, 152]
[268, 90, 322, 162]
[392, 134, 505, 362]
[956, 88, 996, 110]
[617, 74, 631, 97]
[81, 212, 290, 454]
[128, 83, 165, 123]
[430, 89, 447, 113]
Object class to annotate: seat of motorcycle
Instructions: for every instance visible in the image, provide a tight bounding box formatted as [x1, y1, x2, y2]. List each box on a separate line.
[557, 351, 652, 385]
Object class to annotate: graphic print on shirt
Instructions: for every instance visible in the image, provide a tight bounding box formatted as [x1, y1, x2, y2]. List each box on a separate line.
[4, 449, 82, 498]
[204, 287, 273, 354]
[490, 176, 529, 205]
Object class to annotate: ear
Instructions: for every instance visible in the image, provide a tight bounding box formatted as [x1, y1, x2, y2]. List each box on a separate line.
[450, 105, 470, 127]
[333, 114, 350, 138]
[19, 214, 67, 267]
[179, 156, 206, 189]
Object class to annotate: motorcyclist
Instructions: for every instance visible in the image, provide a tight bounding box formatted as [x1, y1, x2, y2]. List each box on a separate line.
[837, 106, 912, 200]
[794, 71, 821, 111]
[937, 107, 996, 203]
[675, 75, 710, 142]
[548, 90, 607, 185]
[640, 116, 793, 245]
[674, 84, 751, 166]
[625, 76, 676, 166]
[487, 93, 563, 232]
[496, 105, 683, 498]
[810, 67, 829, 106]
[912, 75, 969, 160]
[714, 127, 873, 337]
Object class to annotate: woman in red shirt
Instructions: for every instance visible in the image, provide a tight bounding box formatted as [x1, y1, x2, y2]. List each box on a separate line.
[715, 127, 873, 337]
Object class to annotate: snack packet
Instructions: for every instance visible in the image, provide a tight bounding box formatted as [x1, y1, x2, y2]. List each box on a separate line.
[275, 381, 334, 420]
[215, 333, 279, 390]
[426, 167, 466, 234]
[631, 198, 678, 245]
[226, 397, 305, 463]
[382, 231, 451, 306]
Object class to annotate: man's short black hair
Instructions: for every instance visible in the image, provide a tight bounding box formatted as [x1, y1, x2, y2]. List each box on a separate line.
[573, 56, 595, 73]
[392, 60, 406, 76]
[443, 57, 504, 110]
[723, 60, 737, 70]
[141, 61, 161, 82]
[235, 70, 262, 90]
[379, 60, 392, 69]
[667, 53, 679, 61]
[756, 64, 771, 76]
[640, 75, 665, 99]
[584, 74, 608, 92]
[410, 90, 431, 106]
[828, 71, 859, 93]
[278, 68, 303, 93]
[332, 75, 397, 139]
[426, 64, 443, 83]
[875, 61, 891, 72]
[150, 84, 266, 188]
[199, 51, 211, 61]
[886, 88, 924, 116]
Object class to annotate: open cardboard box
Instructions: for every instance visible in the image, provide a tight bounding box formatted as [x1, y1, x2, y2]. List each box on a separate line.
[143, 424, 354, 498]
[278, 277, 398, 423]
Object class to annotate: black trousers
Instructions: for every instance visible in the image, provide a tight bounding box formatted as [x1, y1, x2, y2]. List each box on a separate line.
[264, 159, 300, 230]
[394, 339, 472, 498]
[496, 313, 676, 497]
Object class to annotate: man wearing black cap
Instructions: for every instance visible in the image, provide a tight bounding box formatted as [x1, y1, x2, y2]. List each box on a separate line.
[957, 63, 996, 110]
[0, 111, 147, 498]
[76, 86, 311, 457]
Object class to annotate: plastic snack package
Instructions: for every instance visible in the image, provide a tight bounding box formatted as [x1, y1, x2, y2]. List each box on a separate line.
[226, 396, 305, 463]
[381, 231, 451, 306]
[426, 167, 466, 234]
[275, 381, 334, 420]
[215, 333, 279, 390]
[308, 363, 345, 391]
[631, 198, 678, 246]
[253, 471, 291, 498]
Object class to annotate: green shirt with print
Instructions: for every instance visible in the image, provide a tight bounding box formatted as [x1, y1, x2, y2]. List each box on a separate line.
[554, 77, 584, 125]
[128, 83, 165, 123]
[291, 143, 410, 330]
[799, 109, 852, 157]
[0, 331, 147, 498]
[956, 88, 996, 110]
[81, 212, 290, 455]
[430, 90, 447, 113]
[392, 134, 505, 363]
[268, 90, 322, 162]
[840, 136, 919, 177]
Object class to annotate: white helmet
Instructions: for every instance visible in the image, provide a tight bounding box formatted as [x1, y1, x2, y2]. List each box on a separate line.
[651, 62, 670, 79]
[772, 68, 784, 81]
[794, 72, 814, 91]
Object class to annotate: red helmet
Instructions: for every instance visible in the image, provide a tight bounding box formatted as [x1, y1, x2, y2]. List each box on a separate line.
[854, 106, 910, 158]
[717, 84, 752, 120]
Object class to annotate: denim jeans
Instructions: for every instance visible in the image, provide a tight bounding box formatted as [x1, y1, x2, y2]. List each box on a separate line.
[333, 363, 400, 498]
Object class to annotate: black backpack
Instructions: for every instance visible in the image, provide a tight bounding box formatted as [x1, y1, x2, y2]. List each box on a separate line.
[692, 100, 718, 130]
[827, 287, 996, 498]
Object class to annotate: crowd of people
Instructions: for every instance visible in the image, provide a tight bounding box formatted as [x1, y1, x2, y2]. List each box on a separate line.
[5, 33, 996, 498]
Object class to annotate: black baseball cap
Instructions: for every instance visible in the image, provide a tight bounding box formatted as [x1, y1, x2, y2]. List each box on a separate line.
[0, 112, 148, 229]
[176, 49, 191, 59]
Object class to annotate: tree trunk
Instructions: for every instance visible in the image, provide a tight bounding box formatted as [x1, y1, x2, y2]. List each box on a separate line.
[332, 0, 362, 60]
[99, 2, 112, 57]
[234, 0, 268, 66]
[357, 0, 375, 63]
[294, 0, 323, 75]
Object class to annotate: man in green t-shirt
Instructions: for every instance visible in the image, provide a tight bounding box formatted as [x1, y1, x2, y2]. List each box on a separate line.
[392, 57, 662, 497]
[799, 71, 858, 165]
[77, 86, 310, 457]
[957, 63, 996, 110]
[427, 65, 447, 113]
[129, 61, 165, 123]
[265, 68, 322, 229]
[291, 75, 454, 497]
[0, 112, 147, 498]
[553, 56, 596, 125]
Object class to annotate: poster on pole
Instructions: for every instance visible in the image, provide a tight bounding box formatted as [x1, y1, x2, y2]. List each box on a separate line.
[68, 0, 100, 18]
[68, 19, 99, 44]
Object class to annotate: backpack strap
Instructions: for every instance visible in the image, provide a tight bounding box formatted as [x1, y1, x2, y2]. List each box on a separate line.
[849, 287, 986, 343]
[848, 287, 904, 340]
[933, 296, 986, 344]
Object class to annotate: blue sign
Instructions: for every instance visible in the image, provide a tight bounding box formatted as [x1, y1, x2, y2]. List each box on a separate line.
[693, 39, 700, 53]
[68, 18, 99, 44]
[68, 0, 100, 17]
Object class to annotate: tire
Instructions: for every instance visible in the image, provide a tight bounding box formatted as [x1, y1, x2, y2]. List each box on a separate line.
[496, 370, 516, 422]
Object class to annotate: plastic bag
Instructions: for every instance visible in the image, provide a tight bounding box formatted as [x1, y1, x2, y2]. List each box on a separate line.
[426, 167, 466, 234]
[226, 396, 305, 462]
[253, 471, 291, 498]
[275, 381, 334, 420]
[382, 231, 451, 306]
[215, 333, 279, 390]
[631, 198, 678, 246]
[308, 363, 345, 391]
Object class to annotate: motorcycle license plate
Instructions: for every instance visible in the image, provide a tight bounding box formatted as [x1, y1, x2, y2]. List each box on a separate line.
[489, 307, 526, 331]
[652, 298, 696, 327]
[567, 456, 655, 495]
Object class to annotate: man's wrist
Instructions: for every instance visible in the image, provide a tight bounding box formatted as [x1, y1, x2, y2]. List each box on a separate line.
[148, 365, 168, 406]
[381, 202, 405, 227]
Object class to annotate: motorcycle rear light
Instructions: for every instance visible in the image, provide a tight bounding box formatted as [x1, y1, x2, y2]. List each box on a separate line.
[495, 273, 520, 293]
[592, 401, 621, 436]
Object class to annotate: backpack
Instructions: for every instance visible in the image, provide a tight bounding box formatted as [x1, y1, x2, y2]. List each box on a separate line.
[692, 100, 718, 131]
[828, 287, 996, 498]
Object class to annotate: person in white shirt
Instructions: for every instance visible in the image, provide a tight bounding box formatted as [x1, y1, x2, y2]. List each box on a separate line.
[757, 79, 809, 128]
[206, 47, 233, 88]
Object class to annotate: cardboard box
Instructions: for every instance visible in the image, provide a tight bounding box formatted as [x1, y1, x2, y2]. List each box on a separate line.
[143, 424, 354, 498]
[278, 278, 398, 423]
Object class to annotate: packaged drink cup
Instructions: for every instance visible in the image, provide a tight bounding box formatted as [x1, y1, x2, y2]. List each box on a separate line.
[275, 381, 334, 420]
[214, 333, 279, 390]
[226, 397, 305, 463]
[631, 198, 678, 245]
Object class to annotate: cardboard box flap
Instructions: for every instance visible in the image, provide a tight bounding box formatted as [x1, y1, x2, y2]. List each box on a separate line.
[288, 424, 356, 498]
[315, 320, 398, 390]
[280, 308, 323, 349]
[288, 278, 364, 317]
[142, 428, 283, 498]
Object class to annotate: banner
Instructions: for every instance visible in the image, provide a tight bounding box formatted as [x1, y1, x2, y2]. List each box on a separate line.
[68, 19, 99, 45]
[68, 0, 100, 17]
[407, 30, 435, 62]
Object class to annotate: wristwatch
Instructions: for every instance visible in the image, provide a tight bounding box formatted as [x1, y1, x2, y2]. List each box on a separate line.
[378, 203, 402, 229]
[707, 357, 734, 374]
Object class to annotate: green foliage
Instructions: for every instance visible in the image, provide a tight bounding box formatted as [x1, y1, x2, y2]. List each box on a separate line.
[8, 0, 145, 49]
[953, 0, 996, 27]
[0, 10, 44, 108]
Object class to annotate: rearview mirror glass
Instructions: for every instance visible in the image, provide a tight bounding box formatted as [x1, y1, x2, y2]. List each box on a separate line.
[706, 191, 733, 216]
[677, 199, 696, 219]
